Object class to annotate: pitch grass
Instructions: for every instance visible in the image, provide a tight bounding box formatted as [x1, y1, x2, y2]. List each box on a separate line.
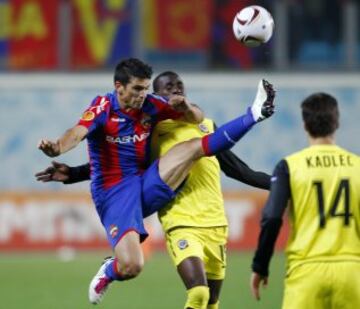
[0, 251, 285, 309]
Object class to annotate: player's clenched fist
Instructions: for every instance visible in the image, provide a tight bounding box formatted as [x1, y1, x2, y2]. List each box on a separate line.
[38, 139, 61, 157]
[168, 95, 192, 112]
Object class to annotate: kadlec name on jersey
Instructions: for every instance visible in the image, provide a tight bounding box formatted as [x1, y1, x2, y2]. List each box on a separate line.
[306, 154, 353, 168]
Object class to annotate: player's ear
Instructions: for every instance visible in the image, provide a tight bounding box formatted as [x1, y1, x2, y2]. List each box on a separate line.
[115, 81, 124, 95]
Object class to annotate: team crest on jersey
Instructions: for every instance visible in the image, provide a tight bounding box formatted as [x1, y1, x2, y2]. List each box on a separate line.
[141, 113, 152, 128]
[198, 123, 209, 133]
[109, 225, 119, 238]
[177, 239, 189, 250]
[81, 111, 95, 121]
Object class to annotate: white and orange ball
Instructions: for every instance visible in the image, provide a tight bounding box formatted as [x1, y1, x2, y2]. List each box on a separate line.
[233, 5, 274, 47]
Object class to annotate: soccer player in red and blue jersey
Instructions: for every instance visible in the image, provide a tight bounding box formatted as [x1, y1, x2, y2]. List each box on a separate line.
[38, 58, 275, 305]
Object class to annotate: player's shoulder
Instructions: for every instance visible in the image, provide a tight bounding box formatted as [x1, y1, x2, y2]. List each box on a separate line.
[339, 147, 360, 167]
[285, 147, 307, 162]
[145, 93, 168, 105]
[203, 117, 215, 127]
[87, 94, 112, 115]
[90, 94, 112, 108]
[336, 146, 359, 159]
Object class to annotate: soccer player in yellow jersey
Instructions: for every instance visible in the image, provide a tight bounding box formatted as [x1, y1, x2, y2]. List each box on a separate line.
[150, 72, 270, 309]
[250, 93, 360, 309]
[36, 72, 271, 309]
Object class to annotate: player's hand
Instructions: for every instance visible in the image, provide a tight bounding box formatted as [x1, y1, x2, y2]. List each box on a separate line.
[35, 161, 70, 182]
[250, 272, 268, 301]
[38, 139, 60, 157]
[168, 95, 191, 112]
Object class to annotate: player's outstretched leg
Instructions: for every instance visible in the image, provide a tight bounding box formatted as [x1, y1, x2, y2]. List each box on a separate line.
[88, 257, 115, 305]
[158, 79, 275, 191]
[202, 79, 275, 156]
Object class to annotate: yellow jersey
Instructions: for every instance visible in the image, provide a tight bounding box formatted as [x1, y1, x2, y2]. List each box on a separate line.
[151, 118, 228, 232]
[285, 145, 360, 270]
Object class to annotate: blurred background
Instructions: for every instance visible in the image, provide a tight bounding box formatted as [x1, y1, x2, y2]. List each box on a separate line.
[0, 1, 359, 308]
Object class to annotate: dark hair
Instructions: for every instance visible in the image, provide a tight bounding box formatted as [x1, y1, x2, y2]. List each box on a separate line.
[114, 58, 153, 85]
[152, 71, 179, 92]
[301, 92, 339, 137]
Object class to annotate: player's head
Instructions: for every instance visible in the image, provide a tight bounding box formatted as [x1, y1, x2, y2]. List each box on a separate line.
[114, 58, 153, 109]
[152, 71, 185, 97]
[301, 92, 339, 138]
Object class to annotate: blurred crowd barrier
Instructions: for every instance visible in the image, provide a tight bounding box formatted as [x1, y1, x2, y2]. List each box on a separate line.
[0, 73, 359, 190]
[0, 0, 358, 71]
[0, 191, 289, 252]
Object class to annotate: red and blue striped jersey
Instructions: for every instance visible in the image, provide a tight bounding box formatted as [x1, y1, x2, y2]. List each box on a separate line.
[77, 91, 182, 190]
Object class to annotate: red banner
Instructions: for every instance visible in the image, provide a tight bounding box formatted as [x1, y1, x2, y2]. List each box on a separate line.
[70, 0, 133, 69]
[8, 0, 59, 69]
[144, 0, 213, 50]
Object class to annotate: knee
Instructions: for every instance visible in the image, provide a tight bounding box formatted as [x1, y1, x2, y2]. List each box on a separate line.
[185, 285, 210, 309]
[118, 260, 144, 279]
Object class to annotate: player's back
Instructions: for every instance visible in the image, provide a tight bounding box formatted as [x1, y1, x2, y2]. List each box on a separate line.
[151, 118, 227, 232]
[285, 145, 360, 270]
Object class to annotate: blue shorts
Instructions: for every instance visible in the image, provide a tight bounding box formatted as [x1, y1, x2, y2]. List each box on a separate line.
[91, 160, 176, 248]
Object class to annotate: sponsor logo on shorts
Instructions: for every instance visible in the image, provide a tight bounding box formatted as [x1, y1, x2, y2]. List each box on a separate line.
[109, 224, 119, 238]
[177, 239, 188, 250]
[198, 123, 209, 133]
[81, 111, 95, 121]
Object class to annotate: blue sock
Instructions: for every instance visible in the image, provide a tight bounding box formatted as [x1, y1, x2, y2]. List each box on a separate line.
[104, 258, 122, 281]
[202, 108, 255, 156]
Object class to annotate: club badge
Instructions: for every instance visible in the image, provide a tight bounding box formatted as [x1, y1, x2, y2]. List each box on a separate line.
[141, 113, 152, 128]
[177, 239, 189, 250]
[198, 123, 209, 133]
[81, 111, 95, 121]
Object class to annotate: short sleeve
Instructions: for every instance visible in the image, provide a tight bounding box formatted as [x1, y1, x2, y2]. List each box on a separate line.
[146, 94, 183, 121]
[77, 96, 110, 135]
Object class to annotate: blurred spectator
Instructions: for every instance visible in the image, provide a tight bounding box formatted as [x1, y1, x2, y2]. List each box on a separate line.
[210, 0, 273, 69]
[288, 0, 342, 64]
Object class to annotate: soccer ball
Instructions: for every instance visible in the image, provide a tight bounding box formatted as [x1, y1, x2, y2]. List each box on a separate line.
[233, 5, 274, 47]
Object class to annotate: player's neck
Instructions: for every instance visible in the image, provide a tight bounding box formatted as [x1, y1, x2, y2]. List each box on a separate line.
[308, 135, 335, 146]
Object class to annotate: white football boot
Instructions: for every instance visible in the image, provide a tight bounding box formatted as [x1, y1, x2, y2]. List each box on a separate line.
[251, 79, 275, 122]
[89, 257, 114, 305]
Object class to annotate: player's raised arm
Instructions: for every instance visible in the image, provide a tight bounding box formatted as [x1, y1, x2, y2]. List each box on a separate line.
[168, 95, 204, 124]
[38, 125, 88, 157]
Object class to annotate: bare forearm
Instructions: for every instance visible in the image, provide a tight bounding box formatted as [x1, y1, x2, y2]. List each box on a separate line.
[58, 125, 88, 154]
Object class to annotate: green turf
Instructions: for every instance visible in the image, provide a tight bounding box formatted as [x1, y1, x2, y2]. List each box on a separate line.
[0, 251, 285, 308]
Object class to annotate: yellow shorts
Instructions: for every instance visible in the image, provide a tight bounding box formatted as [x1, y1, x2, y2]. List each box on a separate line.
[165, 226, 228, 280]
[282, 261, 360, 309]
